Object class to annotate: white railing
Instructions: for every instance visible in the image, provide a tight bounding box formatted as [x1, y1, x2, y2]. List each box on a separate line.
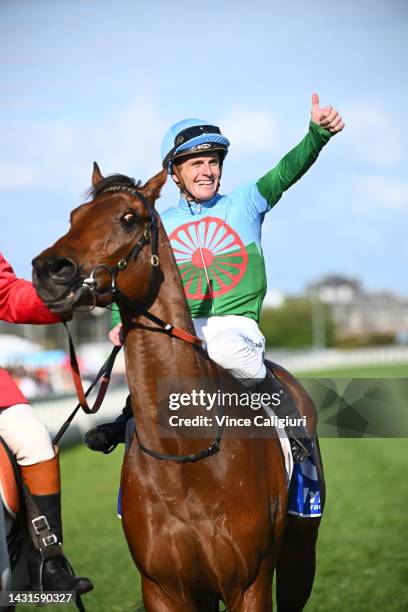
[266, 345, 408, 373]
[32, 345, 408, 446]
[32, 386, 129, 448]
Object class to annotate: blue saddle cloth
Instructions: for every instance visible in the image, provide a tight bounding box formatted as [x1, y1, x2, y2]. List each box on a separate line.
[288, 448, 322, 517]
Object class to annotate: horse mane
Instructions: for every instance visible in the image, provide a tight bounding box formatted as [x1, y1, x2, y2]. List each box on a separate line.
[86, 174, 143, 200]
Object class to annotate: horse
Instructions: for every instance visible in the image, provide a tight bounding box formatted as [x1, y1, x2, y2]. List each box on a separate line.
[32, 164, 325, 611]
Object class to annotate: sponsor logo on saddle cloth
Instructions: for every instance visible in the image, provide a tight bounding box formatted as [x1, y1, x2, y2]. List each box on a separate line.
[288, 450, 322, 518]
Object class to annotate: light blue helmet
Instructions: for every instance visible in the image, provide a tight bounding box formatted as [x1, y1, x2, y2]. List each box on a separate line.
[161, 118, 230, 172]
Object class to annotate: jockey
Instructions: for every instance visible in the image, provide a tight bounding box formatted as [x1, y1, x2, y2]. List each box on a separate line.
[86, 93, 344, 461]
[0, 252, 93, 594]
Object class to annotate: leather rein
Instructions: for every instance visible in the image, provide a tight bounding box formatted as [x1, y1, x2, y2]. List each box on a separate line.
[60, 184, 224, 462]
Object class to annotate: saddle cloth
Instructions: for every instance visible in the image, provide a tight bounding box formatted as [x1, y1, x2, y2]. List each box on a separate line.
[288, 450, 322, 517]
[261, 404, 322, 518]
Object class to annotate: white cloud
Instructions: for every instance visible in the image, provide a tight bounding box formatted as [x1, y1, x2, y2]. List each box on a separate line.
[0, 95, 168, 195]
[221, 108, 279, 155]
[90, 96, 168, 177]
[0, 102, 282, 194]
[355, 175, 408, 212]
[344, 106, 404, 167]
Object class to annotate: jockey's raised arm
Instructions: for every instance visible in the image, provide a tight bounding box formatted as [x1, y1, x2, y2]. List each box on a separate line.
[98, 94, 344, 462]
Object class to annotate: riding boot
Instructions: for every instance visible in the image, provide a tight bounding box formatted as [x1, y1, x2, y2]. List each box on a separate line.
[257, 371, 313, 462]
[20, 453, 93, 595]
[84, 395, 132, 453]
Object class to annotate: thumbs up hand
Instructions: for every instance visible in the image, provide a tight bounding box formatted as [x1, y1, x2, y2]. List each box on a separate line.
[311, 93, 345, 134]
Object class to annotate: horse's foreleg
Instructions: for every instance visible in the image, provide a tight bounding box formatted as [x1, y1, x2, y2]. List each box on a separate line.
[276, 515, 321, 612]
[141, 576, 209, 612]
[227, 556, 274, 611]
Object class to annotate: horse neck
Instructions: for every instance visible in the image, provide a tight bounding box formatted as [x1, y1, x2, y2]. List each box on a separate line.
[120, 222, 214, 448]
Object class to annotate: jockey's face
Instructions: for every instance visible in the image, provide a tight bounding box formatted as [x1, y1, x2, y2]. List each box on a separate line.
[172, 153, 221, 202]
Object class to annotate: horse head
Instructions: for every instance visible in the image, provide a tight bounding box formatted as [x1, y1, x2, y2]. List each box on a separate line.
[32, 163, 167, 317]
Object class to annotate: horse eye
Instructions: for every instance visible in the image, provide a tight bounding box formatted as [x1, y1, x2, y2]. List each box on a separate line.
[121, 213, 139, 229]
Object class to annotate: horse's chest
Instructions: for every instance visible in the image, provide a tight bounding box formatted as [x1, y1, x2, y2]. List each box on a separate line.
[123, 480, 272, 587]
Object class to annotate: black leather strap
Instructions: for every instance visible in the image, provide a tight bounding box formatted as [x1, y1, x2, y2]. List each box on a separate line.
[22, 485, 63, 562]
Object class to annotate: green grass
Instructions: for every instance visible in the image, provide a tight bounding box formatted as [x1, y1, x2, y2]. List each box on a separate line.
[58, 447, 139, 612]
[18, 439, 408, 612]
[294, 361, 408, 379]
[308, 439, 408, 612]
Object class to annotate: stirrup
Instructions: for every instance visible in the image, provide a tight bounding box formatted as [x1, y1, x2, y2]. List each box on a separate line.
[289, 436, 312, 463]
[42, 555, 93, 595]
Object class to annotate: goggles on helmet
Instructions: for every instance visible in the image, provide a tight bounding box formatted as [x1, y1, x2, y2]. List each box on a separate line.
[163, 125, 224, 169]
[174, 124, 221, 146]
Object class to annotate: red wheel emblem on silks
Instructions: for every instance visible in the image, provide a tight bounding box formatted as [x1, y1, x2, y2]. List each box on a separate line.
[169, 217, 248, 300]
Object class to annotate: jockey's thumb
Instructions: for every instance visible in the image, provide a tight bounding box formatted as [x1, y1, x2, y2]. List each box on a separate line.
[311, 92, 320, 110]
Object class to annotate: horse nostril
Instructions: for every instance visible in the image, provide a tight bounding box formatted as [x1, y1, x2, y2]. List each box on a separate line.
[47, 257, 78, 284]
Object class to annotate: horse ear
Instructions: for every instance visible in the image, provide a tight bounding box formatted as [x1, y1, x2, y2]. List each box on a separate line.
[142, 169, 167, 205]
[92, 162, 104, 187]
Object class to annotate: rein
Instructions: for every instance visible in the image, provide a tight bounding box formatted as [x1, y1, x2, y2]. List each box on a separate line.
[63, 321, 120, 415]
[61, 184, 223, 463]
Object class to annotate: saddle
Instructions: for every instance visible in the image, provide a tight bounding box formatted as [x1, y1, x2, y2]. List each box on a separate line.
[0, 436, 20, 518]
[265, 359, 318, 440]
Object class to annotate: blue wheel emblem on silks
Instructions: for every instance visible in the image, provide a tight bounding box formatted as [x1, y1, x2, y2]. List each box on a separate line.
[288, 449, 322, 517]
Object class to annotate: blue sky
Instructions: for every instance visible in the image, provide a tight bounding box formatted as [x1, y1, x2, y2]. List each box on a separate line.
[1, 0, 407, 296]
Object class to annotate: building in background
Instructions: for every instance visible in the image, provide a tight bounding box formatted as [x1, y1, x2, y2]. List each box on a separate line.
[307, 275, 408, 344]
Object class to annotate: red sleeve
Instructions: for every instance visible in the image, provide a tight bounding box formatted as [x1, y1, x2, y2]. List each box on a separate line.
[0, 252, 60, 324]
[0, 369, 28, 408]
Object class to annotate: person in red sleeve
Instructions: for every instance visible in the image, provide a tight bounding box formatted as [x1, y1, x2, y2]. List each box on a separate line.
[0, 252, 93, 595]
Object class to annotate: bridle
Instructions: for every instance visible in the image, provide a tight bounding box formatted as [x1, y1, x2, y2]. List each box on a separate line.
[60, 183, 224, 463]
[80, 184, 161, 310]
[41, 185, 159, 309]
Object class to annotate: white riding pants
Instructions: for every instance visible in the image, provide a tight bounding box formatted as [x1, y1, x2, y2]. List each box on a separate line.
[194, 315, 266, 381]
[0, 403, 55, 466]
